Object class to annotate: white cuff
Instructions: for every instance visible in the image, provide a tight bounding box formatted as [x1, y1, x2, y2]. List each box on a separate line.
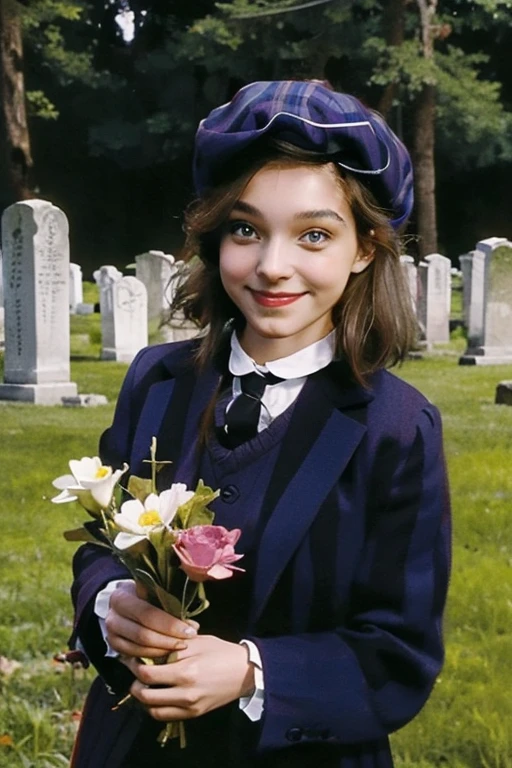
[239, 639, 265, 722]
[94, 579, 134, 658]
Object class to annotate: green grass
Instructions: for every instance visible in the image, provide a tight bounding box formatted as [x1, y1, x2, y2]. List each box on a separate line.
[0, 300, 126, 766]
[1, 324, 512, 766]
[390, 346, 512, 768]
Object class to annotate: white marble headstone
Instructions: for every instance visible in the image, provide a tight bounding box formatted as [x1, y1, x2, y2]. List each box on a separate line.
[460, 238, 512, 364]
[94, 264, 123, 347]
[0, 200, 77, 404]
[100, 275, 148, 362]
[399, 255, 417, 315]
[459, 250, 485, 347]
[417, 254, 451, 344]
[69, 263, 84, 313]
[0, 247, 4, 307]
[0, 248, 4, 346]
[135, 250, 185, 331]
[482, 243, 512, 350]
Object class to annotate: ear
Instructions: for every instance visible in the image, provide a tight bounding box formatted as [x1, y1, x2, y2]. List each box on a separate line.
[350, 249, 375, 274]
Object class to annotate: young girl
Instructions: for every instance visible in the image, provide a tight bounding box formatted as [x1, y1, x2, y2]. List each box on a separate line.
[70, 80, 451, 768]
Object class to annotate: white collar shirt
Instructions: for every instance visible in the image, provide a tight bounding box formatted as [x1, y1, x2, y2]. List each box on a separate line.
[227, 330, 336, 431]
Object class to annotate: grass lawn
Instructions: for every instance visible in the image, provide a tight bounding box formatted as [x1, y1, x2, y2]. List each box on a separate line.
[1, 320, 511, 766]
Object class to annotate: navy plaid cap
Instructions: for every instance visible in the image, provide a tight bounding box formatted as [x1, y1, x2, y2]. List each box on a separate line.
[193, 80, 413, 229]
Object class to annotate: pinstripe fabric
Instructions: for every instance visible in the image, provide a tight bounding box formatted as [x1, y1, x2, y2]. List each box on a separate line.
[70, 340, 450, 768]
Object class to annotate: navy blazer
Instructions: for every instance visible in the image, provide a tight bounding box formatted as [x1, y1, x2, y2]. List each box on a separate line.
[70, 339, 451, 768]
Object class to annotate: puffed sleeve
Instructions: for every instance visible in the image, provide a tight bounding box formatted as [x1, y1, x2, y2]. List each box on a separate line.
[249, 404, 451, 750]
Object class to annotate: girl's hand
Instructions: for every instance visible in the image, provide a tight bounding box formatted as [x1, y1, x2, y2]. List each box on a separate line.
[125, 635, 256, 720]
[105, 581, 198, 660]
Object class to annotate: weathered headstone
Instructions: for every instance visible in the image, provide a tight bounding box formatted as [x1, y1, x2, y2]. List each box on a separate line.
[69, 263, 84, 313]
[93, 264, 123, 345]
[459, 250, 485, 345]
[0, 200, 77, 404]
[495, 381, 512, 405]
[93, 264, 123, 295]
[417, 254, 451, 344]
[459, 238, 512, 364]
[400, 255, 417, 315]
[100, 275, 148, 362]
[135, 250, 185, 333]
[160, 312, 198, 343]
[0, 248, 4, 346]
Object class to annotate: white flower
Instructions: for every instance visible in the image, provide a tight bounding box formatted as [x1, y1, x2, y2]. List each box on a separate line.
[113, 484, 195, 550]
[52, 456, 128, 513]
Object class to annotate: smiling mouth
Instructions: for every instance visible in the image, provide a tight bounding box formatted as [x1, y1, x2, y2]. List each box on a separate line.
[249, 289, 307, 308]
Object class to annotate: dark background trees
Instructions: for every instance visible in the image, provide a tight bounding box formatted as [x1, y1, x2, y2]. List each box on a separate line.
[1, 0, 511, 276]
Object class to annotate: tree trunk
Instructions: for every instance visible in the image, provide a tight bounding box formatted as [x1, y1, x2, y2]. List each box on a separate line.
[412, 0, 438, 258]
[377, 0, 407, 120]
[412, 83, 437, 256]
[0, 0, 33, 211]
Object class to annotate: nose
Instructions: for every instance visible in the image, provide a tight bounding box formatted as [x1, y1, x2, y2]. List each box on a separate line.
[255, 237, 294, 282]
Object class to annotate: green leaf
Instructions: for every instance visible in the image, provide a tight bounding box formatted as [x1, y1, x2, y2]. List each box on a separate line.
[185, 597, 210, 618]
[148, 526, 179, 590]
[26, 90, 59, 119]
[174, 479, 219, 529]
[132, 567, 183, 616]
[154, 584, 183, 617]
[118, 542, 157, 577]
[127, 475, 153, 502]
[182, 579, 210, 618]
[63, 527, 105, 544]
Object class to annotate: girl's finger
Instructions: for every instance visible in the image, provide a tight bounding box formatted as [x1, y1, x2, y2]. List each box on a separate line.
[109, 591, 197, 639]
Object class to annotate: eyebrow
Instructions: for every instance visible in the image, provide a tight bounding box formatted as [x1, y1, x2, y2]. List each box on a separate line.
[231, 201, 346, 224]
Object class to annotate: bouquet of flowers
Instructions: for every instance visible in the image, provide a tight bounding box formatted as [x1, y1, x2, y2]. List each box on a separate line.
[51, 437, 244, 747]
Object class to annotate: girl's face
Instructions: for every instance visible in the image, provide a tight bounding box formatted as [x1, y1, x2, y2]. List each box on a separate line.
[219, 163, 373, 362]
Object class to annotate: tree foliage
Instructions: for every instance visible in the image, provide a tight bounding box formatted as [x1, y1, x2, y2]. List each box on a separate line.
[2, 0, 512, 266]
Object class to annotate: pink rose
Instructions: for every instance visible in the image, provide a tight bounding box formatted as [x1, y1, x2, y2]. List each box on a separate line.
[173, 525, 245, 582]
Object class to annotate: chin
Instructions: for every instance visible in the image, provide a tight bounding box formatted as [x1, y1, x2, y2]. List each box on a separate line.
[251, 323, 296, 340]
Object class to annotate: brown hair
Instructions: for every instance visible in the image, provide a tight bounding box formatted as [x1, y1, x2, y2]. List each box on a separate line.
[170, 140, 417, 385]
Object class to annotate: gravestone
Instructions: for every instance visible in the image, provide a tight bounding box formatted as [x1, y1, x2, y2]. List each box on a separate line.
[100, 275, 148, 362]
[417, 254, 451, 344]
[135, 250, 185, 334]
[400, 255, 417, 314]
[495, 381, 512, 405]
[0, 248, 4, 346]
[157, 261, 198, 343]
[160, 312, 198, 343]
[0, 200, 77, 404]
[459, 250, 485, 345]
[93, 264, 122, 295]
[93, 264, 122, 347]
[69, 263, 83, 313]
[459, 238, 512, 364]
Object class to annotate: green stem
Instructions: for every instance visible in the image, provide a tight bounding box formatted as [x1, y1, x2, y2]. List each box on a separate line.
[150, 436, 157, 494]
[181, 576, 190, 621]
[181, 576, 200, 619]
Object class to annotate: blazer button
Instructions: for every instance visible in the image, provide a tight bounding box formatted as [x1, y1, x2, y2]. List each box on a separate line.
[285, 727, 304, 743]
[220, 484, 240, 503]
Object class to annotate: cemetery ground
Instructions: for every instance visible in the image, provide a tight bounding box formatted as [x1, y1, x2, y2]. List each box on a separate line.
[1, 313, 512, 767]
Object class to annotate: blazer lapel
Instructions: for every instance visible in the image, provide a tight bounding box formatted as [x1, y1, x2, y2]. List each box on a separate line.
[130, 345, 222, 480]
[131, 378, 178, 475]
[249, 365, 372, 627]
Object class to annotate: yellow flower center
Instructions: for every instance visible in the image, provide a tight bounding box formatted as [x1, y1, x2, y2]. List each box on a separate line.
[95, 466, 110, 479]
[138, 510, 162, 527]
